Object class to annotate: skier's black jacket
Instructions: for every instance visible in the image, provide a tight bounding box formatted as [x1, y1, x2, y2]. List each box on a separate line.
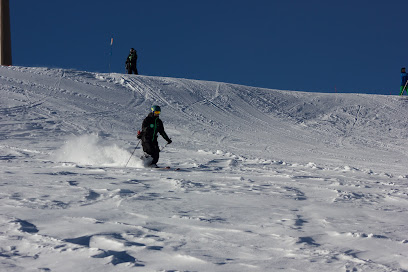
[139, 112, 171, 165]
[125, 51, 138, 74]
[126, 52, 137, 68]
[140, 112, 171, 144]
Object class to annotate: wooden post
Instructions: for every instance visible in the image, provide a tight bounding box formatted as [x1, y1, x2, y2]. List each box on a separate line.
[0, 0, 12, 66]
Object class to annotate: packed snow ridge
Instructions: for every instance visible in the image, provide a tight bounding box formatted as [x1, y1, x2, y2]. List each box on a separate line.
[0, 66, 407, 272]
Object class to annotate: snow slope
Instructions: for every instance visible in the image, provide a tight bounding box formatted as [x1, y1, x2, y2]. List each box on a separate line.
[1, 66, 408, 271]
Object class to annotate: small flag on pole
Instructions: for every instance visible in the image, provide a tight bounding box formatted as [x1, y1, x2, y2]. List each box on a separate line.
[109, 36, 114, 73]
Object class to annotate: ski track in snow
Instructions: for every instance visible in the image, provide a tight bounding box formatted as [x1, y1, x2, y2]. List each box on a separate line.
[0, 66, 408, 272]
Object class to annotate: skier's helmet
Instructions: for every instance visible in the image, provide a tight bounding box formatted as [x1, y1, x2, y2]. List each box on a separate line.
[130, 48, 136, 53]
[151, 105, 161, 114]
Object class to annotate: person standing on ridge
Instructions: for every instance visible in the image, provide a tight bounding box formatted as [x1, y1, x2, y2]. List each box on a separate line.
[137, 105, 172, 167]
[400, 67, 408, 95]
[125, 48, 138, 75]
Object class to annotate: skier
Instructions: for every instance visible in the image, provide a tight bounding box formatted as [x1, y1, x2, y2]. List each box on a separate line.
[137, 105, 172, 167]
[400, 67, 408, 95]
[125, 48, 138, 75]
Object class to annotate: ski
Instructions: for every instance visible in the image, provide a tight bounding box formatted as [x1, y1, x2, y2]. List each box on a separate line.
[161, 166, 181, 171]
[151, 166, 182, 171]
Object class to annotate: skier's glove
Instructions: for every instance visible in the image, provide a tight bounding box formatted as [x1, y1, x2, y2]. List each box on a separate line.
[137, 130, 142, 139]
[167, 139, 172, 144]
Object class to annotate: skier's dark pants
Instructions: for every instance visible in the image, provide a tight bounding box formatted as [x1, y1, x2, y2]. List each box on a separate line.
[142, 141, 160, 165]
[127, 66, 138, 75]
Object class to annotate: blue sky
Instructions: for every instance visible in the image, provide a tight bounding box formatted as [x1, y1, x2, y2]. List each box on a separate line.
[10, 0, 408, 95]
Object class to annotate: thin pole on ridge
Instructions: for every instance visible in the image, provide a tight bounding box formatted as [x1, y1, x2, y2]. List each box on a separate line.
[108, 35, 113, 73]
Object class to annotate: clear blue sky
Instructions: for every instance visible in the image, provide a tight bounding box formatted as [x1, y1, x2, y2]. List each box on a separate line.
[10, 0, 408, 95]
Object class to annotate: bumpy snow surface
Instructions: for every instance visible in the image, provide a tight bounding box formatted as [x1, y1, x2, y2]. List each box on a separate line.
[1, 66, 408, 271]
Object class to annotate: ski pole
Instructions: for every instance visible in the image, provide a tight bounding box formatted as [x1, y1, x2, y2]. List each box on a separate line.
[125, 140, 141, 167]
[403, 80, 408, 95]
[160, 143, 169, 152]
